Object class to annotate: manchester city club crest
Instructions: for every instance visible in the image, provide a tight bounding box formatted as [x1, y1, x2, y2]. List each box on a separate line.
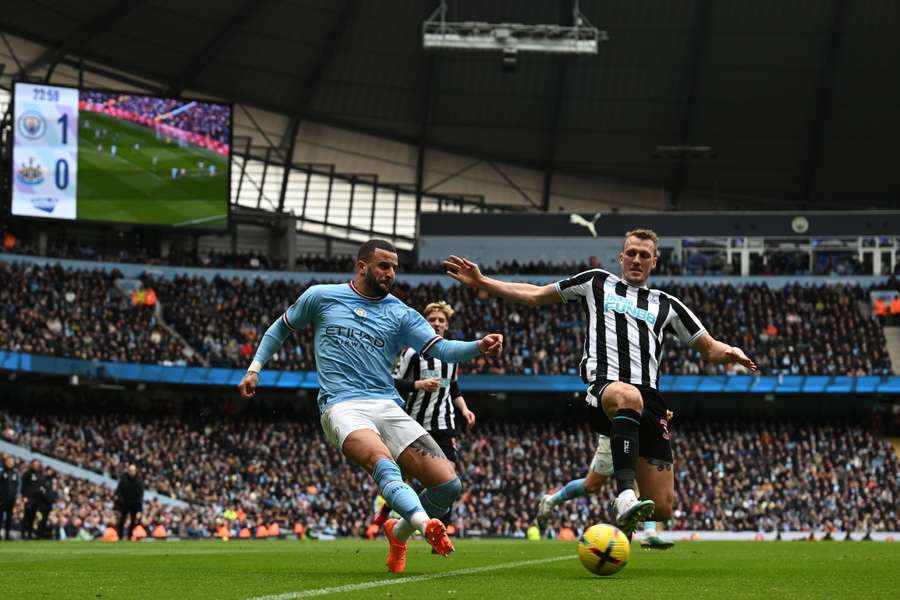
[16, 157, 45, 186]
[17, 111, 46, 140]
[354, 307, 367, 318]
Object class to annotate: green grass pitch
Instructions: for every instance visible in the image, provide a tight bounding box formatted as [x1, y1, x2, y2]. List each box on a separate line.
[1, 539, 897, 599]
[76, 112, 229, 229]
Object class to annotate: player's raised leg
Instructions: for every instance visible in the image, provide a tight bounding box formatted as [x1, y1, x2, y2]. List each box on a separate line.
[341, 429, 431, 573]
[601, 382, 655, 536]
[536, 470, 612, 532]
[396, 435, 459, 557]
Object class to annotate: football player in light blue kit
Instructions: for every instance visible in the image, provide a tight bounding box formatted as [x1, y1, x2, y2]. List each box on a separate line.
[238, 239, 503, 573]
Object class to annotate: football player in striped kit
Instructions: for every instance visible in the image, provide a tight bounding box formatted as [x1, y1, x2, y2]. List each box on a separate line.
[444, 228, 757, 540]
[373, 301, 476, 529]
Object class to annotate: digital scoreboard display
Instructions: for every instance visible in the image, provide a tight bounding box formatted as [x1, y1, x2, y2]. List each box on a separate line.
[11, 82, 231, 230]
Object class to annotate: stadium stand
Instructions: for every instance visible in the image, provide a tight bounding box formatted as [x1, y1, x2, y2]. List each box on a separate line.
[0, 262, 198, 366]
[1, 262, 892, 376]
[1, 405, 897, 539]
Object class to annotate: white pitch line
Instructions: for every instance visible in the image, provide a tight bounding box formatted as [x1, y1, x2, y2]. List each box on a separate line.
[245, 554, 572, 600]
[172, 214, 228, 227]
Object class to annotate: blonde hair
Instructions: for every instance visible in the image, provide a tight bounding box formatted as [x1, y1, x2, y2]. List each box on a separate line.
[423, 300, 455, 321]
[624, 228, 659, 254]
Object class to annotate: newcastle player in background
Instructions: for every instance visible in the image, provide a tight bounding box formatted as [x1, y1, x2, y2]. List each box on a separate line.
[372, 301, 476, 529]
[444, 228, 757, 538]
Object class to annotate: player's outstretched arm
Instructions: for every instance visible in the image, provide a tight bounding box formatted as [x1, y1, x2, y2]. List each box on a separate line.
[443, 255, 561, 307]
[425, 333, 504, 364]
[238, 315, 294, 399]
[691, 333, 758, 373]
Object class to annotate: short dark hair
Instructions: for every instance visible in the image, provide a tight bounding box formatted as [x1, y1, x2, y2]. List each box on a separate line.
[357, 239, 397, 262]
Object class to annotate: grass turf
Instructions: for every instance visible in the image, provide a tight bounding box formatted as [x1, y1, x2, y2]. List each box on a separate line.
[76, 111, 229, 229]
[1, 539, 897, 599]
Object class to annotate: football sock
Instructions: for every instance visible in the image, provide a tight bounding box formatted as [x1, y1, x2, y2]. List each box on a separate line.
[372, 459, 428, 533]
[610, 408, 641, 495]
[419, 477, 462, 519]
[392, 512, 430, 541]
[550, 478, 586, 506]
[643, 521, 656, 533]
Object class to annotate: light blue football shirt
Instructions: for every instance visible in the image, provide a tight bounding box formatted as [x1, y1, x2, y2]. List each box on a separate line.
[279, 282, 456, 412]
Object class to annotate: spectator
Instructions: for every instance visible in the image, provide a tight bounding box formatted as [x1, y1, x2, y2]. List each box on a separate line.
[0, 455, 19, 540]
[115, 464, 144, 541]
[21, 459, 50, 539]
[1, 405, 896, 537]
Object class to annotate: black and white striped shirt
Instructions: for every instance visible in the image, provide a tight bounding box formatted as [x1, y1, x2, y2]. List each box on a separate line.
[392, 348, 460, 432]
[555, 269, 707, 389]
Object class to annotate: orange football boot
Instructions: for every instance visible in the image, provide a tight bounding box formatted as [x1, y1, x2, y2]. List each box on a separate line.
[423, 518, 455, 557]
[384, 518, 408, 573]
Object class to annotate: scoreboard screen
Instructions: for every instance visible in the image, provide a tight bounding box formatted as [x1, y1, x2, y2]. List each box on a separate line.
[11, 82, 231, 230]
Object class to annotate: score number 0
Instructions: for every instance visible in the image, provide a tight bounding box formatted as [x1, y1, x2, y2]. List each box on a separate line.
[55, 113, 69, 190]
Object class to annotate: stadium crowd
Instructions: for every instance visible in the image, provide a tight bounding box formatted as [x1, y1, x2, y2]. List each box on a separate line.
[0, 262, 197, 366]
[1, 406, 897, 539]
[0, 262, 893, 376]
[2, 229, 893, 276]
[2, 238, 278, 270]
[121, 274, 897, 376]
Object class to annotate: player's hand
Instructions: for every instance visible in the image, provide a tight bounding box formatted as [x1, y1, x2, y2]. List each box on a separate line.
[444, 255, 485, 288]
[461, 408, 476, 430]
[725, 346, 758, 373]
[478, 333, 503, 356]
[238, 371, 259, 399]
[415, 377, 441, 392]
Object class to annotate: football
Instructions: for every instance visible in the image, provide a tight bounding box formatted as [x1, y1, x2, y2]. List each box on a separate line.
[577, 524, 631, 576]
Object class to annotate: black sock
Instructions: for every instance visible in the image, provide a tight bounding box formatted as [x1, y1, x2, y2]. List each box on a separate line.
[610, 408, 641, 495]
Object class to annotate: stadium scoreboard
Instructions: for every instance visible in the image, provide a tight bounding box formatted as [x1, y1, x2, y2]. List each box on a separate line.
[12, 83, 79, 219]
[10, 81, 232, 230]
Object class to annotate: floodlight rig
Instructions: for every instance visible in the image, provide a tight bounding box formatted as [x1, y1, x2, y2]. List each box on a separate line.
[423, 0, 607, 61]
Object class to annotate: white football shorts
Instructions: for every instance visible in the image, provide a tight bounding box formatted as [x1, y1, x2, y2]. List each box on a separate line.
[320, 399, 428, 461]
[589, 434, 614, 476]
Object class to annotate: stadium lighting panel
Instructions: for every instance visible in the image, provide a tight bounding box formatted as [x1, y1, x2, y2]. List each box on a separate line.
[423, 1, 607, 56]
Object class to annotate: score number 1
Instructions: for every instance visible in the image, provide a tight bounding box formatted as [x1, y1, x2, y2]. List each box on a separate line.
[56, 113, 69, 189]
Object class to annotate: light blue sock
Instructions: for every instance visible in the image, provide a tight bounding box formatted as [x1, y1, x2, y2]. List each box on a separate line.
[372, 459, 427, 523]
[550, 478, 586, 506]
[644, 521, 656, 533]
[419, 478, 462, 518]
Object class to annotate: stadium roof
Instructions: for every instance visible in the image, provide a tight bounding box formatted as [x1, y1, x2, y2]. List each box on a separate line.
[2, 0, 899, 209]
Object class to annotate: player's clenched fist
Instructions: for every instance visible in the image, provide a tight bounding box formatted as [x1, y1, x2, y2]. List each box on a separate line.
[478, 333, 504, 356]
[238, 371, 259, 399]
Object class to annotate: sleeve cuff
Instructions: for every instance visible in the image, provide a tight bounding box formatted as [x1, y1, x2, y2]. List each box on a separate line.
[420, 335, 443, 355]
[687, 329, 708, 346]
[554, 282, 567, 303]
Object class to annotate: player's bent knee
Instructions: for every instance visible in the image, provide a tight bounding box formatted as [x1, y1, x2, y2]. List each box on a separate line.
[419, 477, 462, 518]
[584, 477, 605, 494]
[605, 383, 643, 413]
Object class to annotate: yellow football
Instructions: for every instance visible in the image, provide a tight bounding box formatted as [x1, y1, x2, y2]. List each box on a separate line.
[577, 524, 631, 576]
